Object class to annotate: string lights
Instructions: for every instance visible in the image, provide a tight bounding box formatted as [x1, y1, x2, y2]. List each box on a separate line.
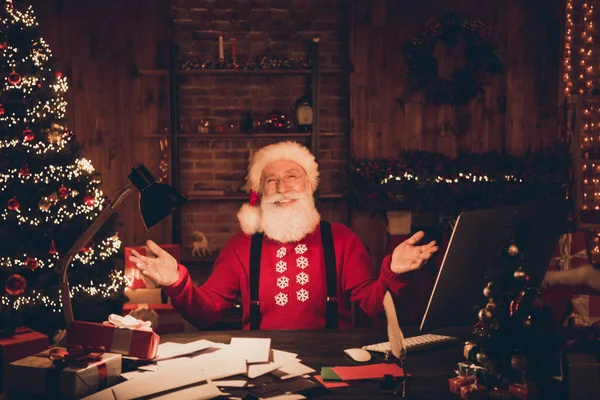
[380, 172, 522, 185]
[0, 2, 127, 309]
[563, 0, 573, 95]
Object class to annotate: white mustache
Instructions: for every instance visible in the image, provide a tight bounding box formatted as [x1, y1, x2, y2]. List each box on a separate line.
[263, 193, 302, 205]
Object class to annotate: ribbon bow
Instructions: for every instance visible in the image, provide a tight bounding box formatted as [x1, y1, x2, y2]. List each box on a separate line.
[104, 314, 153, 331]
[48, 344, 105, 368]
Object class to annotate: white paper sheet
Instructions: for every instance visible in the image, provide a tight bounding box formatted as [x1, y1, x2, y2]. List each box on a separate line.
[230, 337, 271, 363]
[247, 362, 283, 379]
[111, 365, 208, 400]
[192, 348, 248, 381]
[276, 361, 316, 380]
[149, 382, 225, 400]
[260, 395, 306, 400]
[213, 379, 247, 388]
[81, 388, 116, 400]
[271, 349, 298, 363]
[138, 364, 159, 372]
[120, 370, 155, 380]
[154, 339, 218, 361]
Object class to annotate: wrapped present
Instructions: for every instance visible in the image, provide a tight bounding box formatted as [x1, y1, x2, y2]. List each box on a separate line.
[569, 294, 600, 326]
[123, 288, 167, 304]
[67, 316, 159, 360]
[123, 303, 185, 334]
[459, 382, 487, 399]
[6, 345, 121, 399]
[488, 387, 512, 399]
[550, 232, 589, 271]
[0, 326, 49, 391]
[448, 376, 473, 394]
[509, 383, 539, 400]
[124, 244, 180, 289]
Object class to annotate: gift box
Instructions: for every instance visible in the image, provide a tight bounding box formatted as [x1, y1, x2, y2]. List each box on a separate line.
[509, 383, 539, 400]
[67, 320, 159, 360]
[123, 303, 185, 334]
[459, 382, 487, 399]
[124, 244, 180, 289]
[488, 387, 512, 399]
[0, 326, 49, 391]
[448, 376, 473, 394]
[6, 346, 121, 399]
[123, 288, 167, 304]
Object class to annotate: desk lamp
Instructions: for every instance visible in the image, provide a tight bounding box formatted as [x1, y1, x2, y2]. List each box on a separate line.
[55, 165, 187, 328]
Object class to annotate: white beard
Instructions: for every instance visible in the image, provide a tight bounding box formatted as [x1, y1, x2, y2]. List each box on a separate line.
[260, 191, 321, 243]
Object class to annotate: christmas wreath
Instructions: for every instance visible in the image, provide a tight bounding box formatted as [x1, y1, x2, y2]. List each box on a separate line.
[404, 11, 503, 105]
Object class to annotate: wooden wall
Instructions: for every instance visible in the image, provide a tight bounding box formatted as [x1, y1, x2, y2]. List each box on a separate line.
[31, 0, 173, 247]
[349, 0, 564, 268]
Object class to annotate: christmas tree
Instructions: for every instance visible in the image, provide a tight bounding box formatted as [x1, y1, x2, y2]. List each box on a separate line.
[457, 221, 559, 396]
[0, 0, 127, 334]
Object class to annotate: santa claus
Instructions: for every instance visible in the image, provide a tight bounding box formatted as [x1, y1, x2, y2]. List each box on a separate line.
[129, 141, 438, 330]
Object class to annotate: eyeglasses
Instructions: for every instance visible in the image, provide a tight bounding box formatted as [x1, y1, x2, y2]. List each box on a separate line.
[264, 173, 306, 191]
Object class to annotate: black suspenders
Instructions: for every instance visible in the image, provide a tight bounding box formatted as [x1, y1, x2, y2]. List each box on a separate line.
[248, 221, 338, 329]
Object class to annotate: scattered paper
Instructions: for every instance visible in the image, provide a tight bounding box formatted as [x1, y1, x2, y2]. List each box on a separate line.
[213, 379, 247, 388]
[320, 367, 343, 382]
[247, 362, 284, 379]
[192, 348, 248, 380]
[150, 382, 225, 400]
[120, 370, 155, 380]
[156, 342, 186, 359]
[81, 388, 116, 400]
[272, 361, 316, 380]
[314, 375, 350, 389]
[332, 363, 409, 381]
[138, 364, 159, 372]
[230, 337, 271, 363]
[154, 339, 217, 361]
[271, 349, 298, 363]
[111, 365, 208, 400]
[260, 395, 306, 400]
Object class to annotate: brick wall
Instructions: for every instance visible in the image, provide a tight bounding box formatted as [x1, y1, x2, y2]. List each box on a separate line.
[172, 0, 350, 256]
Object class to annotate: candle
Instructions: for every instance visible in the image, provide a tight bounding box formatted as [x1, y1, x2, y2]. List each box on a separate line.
[232, 38, 237, 60]
[219, 36, 224, 60]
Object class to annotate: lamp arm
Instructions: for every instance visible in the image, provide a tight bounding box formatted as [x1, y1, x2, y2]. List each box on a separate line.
[58, 183, 136, 328]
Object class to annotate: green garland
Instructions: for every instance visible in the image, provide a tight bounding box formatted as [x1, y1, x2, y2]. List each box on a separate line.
[348, 147, 570, 216]
[404, 11, 503, 105]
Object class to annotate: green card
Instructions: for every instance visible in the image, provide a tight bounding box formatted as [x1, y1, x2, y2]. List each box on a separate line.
[321, 367, 344, 382]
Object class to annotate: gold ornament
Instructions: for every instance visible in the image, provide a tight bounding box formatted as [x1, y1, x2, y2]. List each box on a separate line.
[478, 308, 493, 322]
[483, 283, 493, 298]
[508, 244, 519, 256]
[486, 301, 496, 310]
[476, 351, 488, 365]
[514, 267, 527, 280]
[463, 341, 477, 360]
[38, 197, 51, 211]
[523, 315, 533, 328]
[47, 131, 62, 144]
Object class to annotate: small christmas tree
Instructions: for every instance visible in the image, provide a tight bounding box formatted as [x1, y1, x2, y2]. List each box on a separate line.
[459, 223, 559, 394]
[0, 0, 127, 334]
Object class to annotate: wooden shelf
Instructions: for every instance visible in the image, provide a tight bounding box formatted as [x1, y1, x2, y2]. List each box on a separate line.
[140, 132, 346, 139]
[137, 69, 344, 77]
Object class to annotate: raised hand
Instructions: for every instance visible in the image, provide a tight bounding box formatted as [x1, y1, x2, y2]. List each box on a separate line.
[390, 231, 439, 275]
[128, 240, 179, 287]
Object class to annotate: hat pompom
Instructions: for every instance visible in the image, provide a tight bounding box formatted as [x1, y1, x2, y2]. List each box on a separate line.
[237, 203, 262, 235]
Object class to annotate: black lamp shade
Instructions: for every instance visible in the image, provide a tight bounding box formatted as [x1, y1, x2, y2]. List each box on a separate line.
[128, 165, 187, 229]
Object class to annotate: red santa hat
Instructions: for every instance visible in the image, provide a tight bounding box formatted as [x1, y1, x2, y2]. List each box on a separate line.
[237, 141, 319, 235]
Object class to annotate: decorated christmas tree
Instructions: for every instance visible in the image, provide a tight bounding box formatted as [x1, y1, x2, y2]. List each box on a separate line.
[0, 0, 127, 334]
[451, 219, 560, 398]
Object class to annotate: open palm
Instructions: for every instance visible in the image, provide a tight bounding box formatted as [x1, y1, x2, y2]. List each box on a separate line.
[128, 240, 179, 287]
[390, 231, 439, 275]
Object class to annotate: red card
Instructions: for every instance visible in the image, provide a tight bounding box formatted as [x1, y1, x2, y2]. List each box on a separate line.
[332, 363, 409, 381]
[314, 375, 350, 388]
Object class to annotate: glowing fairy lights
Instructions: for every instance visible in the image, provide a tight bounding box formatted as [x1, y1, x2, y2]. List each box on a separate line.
[379, 172, 522, 185]
[0, 2, 127, 309]
[563, 0, 573, 95]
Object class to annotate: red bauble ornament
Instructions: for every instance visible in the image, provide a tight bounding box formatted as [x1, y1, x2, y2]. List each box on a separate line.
[5, 274, 26, 296]
[48, 240, 57, 255]
[0, 103, 4, 115]
[7, 197, 19, 211]
[8, 72, 21, 85]
[0, 42, 7, 50]
[25, 257, 39, 271]
[81, 241, 93, 253]
[54, 70, 63, 79]
[83, 194, 95, 207]
[19, 163, 30, 177]
[58, 185, 69, 199]
[22, 129, 34, 142]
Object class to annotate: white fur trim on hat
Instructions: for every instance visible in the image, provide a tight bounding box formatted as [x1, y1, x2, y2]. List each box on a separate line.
[237, 203, 263, 235]
[244, 141, 319, 193]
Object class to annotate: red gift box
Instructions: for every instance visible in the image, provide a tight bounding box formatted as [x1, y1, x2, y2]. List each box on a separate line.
[488, 387, 512, 399]
[67, 321, 159, 360]
[124, 244, 181, 289]
[123, 303, 185, 334]
[509, 383, 539, 400]
[459, 383, 487, 399]
[0, 326, 49, 391]
[448, 376, 473, 394]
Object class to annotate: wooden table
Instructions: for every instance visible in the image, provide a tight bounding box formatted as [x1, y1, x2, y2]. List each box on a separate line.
[162, 327, 472, 399]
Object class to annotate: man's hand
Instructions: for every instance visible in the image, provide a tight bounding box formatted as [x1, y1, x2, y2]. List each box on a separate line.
[128, 240, 179, 287]
[390, 231, 439, 275]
